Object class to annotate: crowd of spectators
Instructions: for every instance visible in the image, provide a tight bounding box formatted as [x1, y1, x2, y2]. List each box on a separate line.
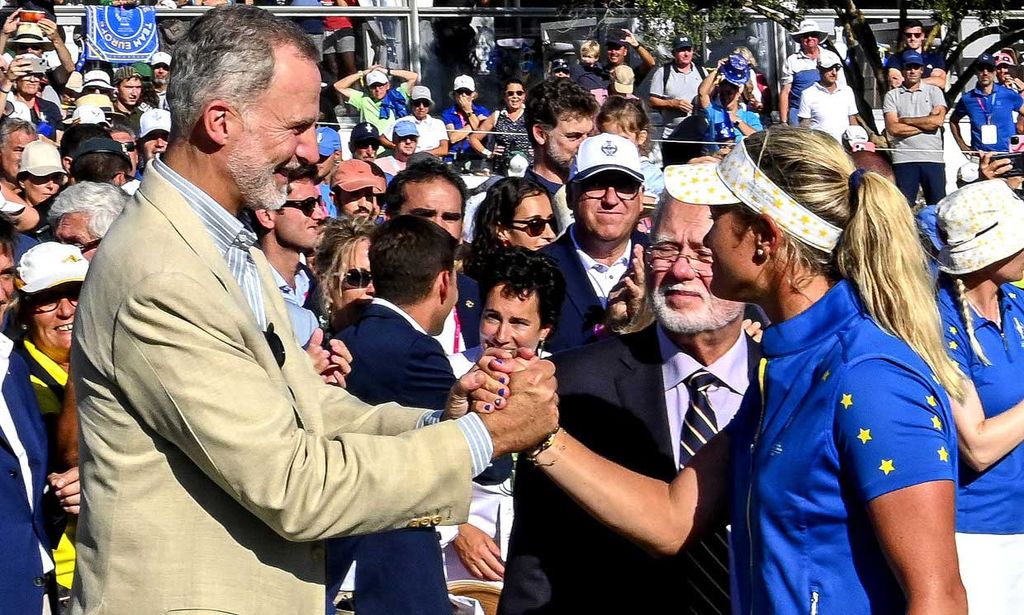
[3, 5, 1024, 615]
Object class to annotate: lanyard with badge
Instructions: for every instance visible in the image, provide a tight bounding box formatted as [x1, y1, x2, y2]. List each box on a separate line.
[978, 92, 999, 145]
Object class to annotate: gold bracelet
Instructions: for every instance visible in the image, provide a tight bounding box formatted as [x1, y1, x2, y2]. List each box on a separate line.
[526, 426, 561, 463]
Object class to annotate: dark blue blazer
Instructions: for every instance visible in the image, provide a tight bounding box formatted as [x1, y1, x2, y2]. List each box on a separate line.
[456, 273, 482, 350]
[541, 226, 649, 353]
[0, 352, 52, 614]
[326, 303, 455, 615]
[500, 326, 762, 614]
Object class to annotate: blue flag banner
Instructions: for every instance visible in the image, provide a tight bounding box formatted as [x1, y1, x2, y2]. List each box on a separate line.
[84, 7, 159, 63]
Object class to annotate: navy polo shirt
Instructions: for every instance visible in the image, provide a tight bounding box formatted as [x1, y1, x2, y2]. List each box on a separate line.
[727, 280, 957, 614]
[952, 84, 1024, 152]
[442, 103, 490, 155]
[887, 50, 945, 78]
[939, 281, 1024, 534]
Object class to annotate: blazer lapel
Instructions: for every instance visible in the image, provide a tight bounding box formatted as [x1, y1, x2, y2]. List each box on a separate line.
[613, 327, 675, 468]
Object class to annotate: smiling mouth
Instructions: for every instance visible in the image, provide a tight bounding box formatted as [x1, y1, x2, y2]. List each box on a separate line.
[55, 324, 73, 332]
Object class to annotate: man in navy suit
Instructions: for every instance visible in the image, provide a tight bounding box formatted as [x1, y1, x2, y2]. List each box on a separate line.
[327, 215, 479, 615]
[501, 180, 762, 615]
[542, 132, 649, 353]
[382, 156, 481, 354]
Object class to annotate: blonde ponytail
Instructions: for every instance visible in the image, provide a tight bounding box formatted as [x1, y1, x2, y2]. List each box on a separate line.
[739, 127, 964, 401]
[952, 277, 991, 365]
[835, 171, 964, 400]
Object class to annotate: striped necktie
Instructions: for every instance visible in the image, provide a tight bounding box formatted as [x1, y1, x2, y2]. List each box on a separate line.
[679, 369, 731, 615]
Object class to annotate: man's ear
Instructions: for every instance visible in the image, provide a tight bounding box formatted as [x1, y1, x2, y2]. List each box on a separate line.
[531, 123, 548, 147]
[437, 268, 454, 303]
[253, 208, 276, 232]
[198, 100, 237, 148]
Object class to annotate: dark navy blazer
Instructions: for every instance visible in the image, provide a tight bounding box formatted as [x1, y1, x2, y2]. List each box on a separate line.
[541, 226, 649, 354]
[0, 351, 52, 614]
[456, 273, 482, 350]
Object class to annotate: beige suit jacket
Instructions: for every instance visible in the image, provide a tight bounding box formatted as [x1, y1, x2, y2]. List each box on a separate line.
[68, 165, 473, 614]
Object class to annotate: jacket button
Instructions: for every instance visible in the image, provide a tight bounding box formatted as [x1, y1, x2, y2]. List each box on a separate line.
[8, 470, 16, 478]
[431, 515, 442, 525]
[33, 576, 44, 587]
[407, 519, 420, 528]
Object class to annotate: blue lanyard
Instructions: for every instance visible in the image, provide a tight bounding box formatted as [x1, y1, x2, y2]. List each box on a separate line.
[977, 90, 997, 123]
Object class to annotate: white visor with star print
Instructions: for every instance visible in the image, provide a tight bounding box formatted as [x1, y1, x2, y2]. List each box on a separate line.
[663, 145, 843, 253]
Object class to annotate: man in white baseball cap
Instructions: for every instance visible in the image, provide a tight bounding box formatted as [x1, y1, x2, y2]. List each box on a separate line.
[137, 108, 170, 172]
[397, 84, 449, 156]
[541, 132, 647, 352]
[780, 18, 844, 126]
[333, 63, 420, 149]
[150, 51, 172, 108]
[70, 104, 109, 127]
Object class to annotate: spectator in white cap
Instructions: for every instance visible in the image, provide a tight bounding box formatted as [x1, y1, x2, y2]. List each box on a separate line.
[797, 55, 860, 143]
[780, 18, 844, 126]
[81, 69, 115, 97]
[60, 71, 84, 116]
[17, 139, 65, 219]
[49, 181, 130, 260]
[540, 132, 647, 353]
[137, 108, 170, 173]
[374, 118, 418, 176]
[12, 242, 89, 415]
[150, 51, 172, 109]
[396, 85, 448, 157]
[334, 63, 419, 149]
[443, 74, 491, 165]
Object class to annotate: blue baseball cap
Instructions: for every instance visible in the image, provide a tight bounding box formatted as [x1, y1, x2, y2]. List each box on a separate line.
[672, 35, 694, 51]
[976, 53, 997, 69]
[393, 118, 419, 139]
[900, 50, 925, 67]
[720, 54, 750, 87]
[713, 122, 737, 142]
[316, 127, 341, 157]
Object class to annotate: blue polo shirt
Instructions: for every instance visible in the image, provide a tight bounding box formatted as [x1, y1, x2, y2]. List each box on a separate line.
[727, 280, 957, 614]
[938, 281, 1024, 534]
[441, 103, 490, 155]
[952, 84, 1024, 152]
[703, 101, 762, 151]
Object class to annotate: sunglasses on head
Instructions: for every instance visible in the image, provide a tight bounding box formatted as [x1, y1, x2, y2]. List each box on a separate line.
[281, 196, 321, 217]
[509, 215, 555, 237]
[339, 268, 372, 289]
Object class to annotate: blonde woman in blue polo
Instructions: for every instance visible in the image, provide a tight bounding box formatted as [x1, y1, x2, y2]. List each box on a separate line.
[526, 127, 968, 614]
[935, 180, 1024, 614]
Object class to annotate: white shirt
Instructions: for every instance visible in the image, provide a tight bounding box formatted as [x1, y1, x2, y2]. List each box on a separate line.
[570, 226, 631, 307]
[371, 297, 426, 334]
[658, 325, 750, 468]
[797, 82, 858, 142]
[0, 333, 54, 582]
[433, 307, 468, 355]
[396, 114, 449, 153]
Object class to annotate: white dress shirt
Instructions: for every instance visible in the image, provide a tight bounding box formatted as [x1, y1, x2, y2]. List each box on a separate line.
[570, 226, 631, 307]
[658, 325, 750, 468]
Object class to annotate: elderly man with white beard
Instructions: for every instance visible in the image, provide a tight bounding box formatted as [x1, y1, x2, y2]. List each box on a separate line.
[500, 163, 763, 615]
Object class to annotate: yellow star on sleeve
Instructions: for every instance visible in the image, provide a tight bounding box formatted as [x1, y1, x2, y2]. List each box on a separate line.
[926, 395, 937, 407]
[938, 447, 950, 462]
[879, 459, 895, 475]
[949, 340, 959, 350]
[857, 428, 872, 444]
[822, 370, 830, 382]
[931, 416, 943, 430]
[949, 326, 958, 334]
[840, 393, 853, 410]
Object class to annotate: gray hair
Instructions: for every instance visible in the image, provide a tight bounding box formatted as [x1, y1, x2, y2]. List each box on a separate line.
[48, 181, 129, 239]
[0, 119, 36, 150]
[649, 187, 677, 238]
[167, 6, 318, 141]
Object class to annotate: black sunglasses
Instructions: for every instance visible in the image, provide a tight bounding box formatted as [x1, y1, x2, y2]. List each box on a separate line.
[412, 99, 431, 107]
[509, 215, 555, 237]
[339, 268, 372, 289]
[281, 196, 321, 217]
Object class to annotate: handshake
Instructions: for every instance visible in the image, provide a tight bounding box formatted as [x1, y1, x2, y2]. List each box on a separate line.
[444, 348, 559, 458]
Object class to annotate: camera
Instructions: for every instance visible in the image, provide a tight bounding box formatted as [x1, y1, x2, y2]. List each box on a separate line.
[20, 10, 46, 23]
[991, 152, 1024, 177]
[1010, 135, 1024, 153]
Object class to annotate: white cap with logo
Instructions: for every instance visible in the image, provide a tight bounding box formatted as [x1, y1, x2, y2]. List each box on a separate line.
[140, 108, 171, 139]
[71, 105, 110, 127]
[17, 242, 89, 295]
[568, 133, 644, 184]
[19, 140, 65, 178]
[453, 75, 475, 92]
[364, 70, 388, 86]
[150, 51, 172, 67]
[82, 69, 115, 91]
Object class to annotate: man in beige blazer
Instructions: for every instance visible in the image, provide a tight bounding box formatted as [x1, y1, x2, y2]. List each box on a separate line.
[68, 7, 557, 615]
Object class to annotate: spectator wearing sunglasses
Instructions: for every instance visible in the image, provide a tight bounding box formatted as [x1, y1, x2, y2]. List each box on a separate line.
[464, 177, 556, 280]
[109, 120, 141, 194]
[470, 77, 533, 177]
[251, 165, 325, 348]
[374, 118, 418, 177]
[314, 216, 375, 335]
[331, 159, 386, 221]
[395, 85, 449, 157]
[887, 19, 947, 90]
[542, 132, 648, 353]
[16, 139, 64, 241]
[334, 64, 419, 151]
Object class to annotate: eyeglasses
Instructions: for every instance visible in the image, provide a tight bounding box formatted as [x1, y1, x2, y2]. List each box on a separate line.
[280, 196, 321, 217]
[28, 289, 80, 314]
[119, 142, 136, 152]
[580, 175, 642, 200]
[904, 32, 925, 38]
[819, 65, 841, 72]
[509, 215, 555, 237]
[412, 99, 431, 107]
[17, 44, 43, 51]
[21, 75, 41, 81]
[338, 268, 372, 289]
[505, 90, 525, 97]
[646, 242, 714, 276]
[69, 238, 102, 253]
